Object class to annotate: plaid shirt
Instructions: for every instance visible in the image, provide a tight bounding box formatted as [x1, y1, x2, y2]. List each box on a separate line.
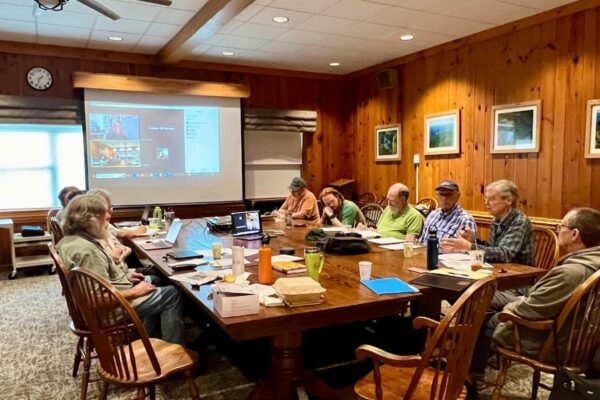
[420, 204, 477, 243]
[477, 208, 535, 266]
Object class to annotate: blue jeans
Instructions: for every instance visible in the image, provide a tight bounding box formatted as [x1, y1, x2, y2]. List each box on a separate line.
[134, 285, 184, 345]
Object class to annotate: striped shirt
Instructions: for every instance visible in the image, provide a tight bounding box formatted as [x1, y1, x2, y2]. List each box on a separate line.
[420, 204, 477, 243]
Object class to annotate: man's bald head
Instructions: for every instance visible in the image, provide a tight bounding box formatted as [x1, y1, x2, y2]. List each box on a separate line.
[387, 183, 409, 213]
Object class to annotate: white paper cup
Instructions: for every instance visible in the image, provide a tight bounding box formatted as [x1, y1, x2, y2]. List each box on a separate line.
[359, 261, 372, 280]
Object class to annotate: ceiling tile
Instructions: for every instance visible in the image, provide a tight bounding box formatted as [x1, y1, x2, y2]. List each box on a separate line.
[295, 15, 356, 34]
[276, 29, 329, 45]
[0, 19, 36, 40]
[153, 8, 195, 25]
[269, 0, 339, 14]
[338, 21, 399, 40]
[3, 3, 35, 22]
[444, 0, 537, 24]
[230, 22, 287, 40]
[259, 40, 314, 55]
[203, 46, 251, 58]
[496, 0, 573, 9]
[166, 0, 209, 11]
[322, 0, 391, 21]
[145, 22, 181, 38]
[381, 28, 456, 49]
[33, 10, 97, 28]
[233, 5, 264, 22]
[407, 14, 494, 37]
[216, 35, 268, 50]
[94, 19, 151, 35]
[247, 7, 314, 28]
[37, 24, 90, 46]
[391, 0, 457, 13]
[189, 44, 211, 55]
[88, 29, 140, 50]
[219, 20, 244, 34]
[102, 0, 163, 21]
[365, 6, 430, 28]
[132, 34, 169, 54]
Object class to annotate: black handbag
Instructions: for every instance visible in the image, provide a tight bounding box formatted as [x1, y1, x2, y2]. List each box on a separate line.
[549, 324, 600, 400]
[317, 237, 370, 254]
[549, 367, 600, 400]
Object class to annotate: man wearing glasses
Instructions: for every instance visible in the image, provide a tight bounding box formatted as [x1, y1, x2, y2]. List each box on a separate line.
[470, 207, 600, 387]
[419, 180, 477, 242]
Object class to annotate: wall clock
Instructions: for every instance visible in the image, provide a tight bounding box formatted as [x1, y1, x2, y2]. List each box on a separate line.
[26, 67, 53, 91]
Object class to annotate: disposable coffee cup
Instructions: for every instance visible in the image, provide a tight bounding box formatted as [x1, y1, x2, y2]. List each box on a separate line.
[358, 261, 372, 280]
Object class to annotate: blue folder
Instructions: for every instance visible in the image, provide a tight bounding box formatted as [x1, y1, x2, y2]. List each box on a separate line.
[361, 277, 419, 295]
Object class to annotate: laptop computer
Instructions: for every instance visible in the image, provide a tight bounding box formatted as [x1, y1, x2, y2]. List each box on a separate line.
[139, 218, 182, 250]
[115, 205, 151, 228]
[231, 210, 263, 241]
[410, 273, 474, 293]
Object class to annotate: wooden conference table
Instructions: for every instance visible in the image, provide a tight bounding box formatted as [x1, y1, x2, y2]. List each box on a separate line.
[131, 218, 545, 399]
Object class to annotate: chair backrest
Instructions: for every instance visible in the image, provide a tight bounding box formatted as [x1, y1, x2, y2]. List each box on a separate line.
[416, 197, 439, 213]
[405, 277, 497, 399]
[357, 192, 376, 208]
[49, 216, 64, 244]
[379, 196, 388, 208]
[360, 203, 384, 228]
[532, 226, 559, 271]
[49, 245, 89, 333]
[539, 268, 600, 370]
[68, 268, 162, 380]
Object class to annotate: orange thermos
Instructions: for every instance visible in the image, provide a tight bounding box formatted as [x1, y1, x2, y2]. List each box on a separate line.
[258, 235, 273, 284]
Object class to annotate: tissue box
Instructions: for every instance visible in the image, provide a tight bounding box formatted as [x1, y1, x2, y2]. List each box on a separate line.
[273, 277, 326, 307]
[212, 284, 260, 318]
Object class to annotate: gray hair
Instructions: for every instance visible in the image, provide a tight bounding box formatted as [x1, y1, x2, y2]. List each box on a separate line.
[566, 207, 600, 247]
[486, 179, 519, 206]
[87, 188, 112, 202]
[62, 194, 108, 237]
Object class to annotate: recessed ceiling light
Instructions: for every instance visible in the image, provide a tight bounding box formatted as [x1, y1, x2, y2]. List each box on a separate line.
[222, 51, 235, 56]
[400, 34, 414, 41]
[272, 16, 289, 23]
[108, 36, 123, 41]
[329, 62, 341, 67]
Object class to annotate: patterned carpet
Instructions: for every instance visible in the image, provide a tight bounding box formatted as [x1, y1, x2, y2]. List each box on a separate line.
[0, 271, 554, 400]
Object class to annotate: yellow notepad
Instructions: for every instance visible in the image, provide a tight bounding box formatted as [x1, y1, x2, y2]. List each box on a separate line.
[430, 268, 492, 280]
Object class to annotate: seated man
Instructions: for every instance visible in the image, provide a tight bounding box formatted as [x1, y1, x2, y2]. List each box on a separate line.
[57, 193, 184, 344]
[319, 187, 365, 227]
[419, 180, 477, 242]
[441, 179, 534, 266]
[470, 207, 600, 382]
[359, 183, 423, 240]
[274, 177, 319, 220]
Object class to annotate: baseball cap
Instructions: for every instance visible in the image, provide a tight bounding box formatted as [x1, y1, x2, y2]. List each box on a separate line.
[435, 180, 459, 191]
[288, 177, 307, 191]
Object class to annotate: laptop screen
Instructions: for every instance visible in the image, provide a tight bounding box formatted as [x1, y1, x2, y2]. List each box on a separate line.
[231, 211, 262, 236]
[165, 218, 183, 243]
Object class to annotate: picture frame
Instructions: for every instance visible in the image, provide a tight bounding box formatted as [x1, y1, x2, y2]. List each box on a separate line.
[424, 109, 460, 155]
[585, 99, 600, 158]
[491, 100, 541, 154]
[375, 124, 401, 161]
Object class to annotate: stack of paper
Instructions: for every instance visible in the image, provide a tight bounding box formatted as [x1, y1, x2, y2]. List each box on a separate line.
[430, 268, 492, 280]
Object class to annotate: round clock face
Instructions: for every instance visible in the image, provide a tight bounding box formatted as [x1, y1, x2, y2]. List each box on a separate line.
[26, 67, 53, 91]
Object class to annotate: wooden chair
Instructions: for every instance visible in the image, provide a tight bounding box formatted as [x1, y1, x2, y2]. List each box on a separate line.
[532, 226, 560, 271]
[358, 192, 377, 208]
[379, 196, 388, 208]
[354, 277, 497, 400]
[416, 197, 439, 213]
[361, 203, 384, 228]
[49, 244, 95, 400]
[68, 268, 200, 400]
[492, 268, 600, 400]
[49, 216, 64, 244]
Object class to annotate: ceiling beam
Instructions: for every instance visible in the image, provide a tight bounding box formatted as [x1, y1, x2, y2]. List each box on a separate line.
[159, 0, 255, 64]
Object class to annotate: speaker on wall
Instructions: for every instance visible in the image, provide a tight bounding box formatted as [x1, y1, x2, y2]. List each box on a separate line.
[376, 69, 398, 91]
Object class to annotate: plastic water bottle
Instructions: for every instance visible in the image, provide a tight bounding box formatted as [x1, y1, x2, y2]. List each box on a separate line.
[151, 206, 162, 229]
[426, 228, 439, 270]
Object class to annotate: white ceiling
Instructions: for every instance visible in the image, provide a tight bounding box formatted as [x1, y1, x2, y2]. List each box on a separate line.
[0, 0, 577, 74]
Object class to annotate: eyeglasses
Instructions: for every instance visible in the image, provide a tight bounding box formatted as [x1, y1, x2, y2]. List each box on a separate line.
[556, 223, 574, 232]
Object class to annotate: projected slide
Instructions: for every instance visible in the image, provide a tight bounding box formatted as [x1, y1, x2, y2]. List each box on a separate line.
[84, 89, 243, 206]
[88, 105, 220, 176]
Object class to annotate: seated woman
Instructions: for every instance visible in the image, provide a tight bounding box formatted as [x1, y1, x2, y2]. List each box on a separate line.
[319, 187, 365, 228]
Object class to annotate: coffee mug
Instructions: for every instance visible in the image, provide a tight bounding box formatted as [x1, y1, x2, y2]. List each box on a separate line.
[304, 247, 324, 282]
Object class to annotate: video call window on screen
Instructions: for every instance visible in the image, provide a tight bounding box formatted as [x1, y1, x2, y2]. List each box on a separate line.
[89, 114, 142, 168]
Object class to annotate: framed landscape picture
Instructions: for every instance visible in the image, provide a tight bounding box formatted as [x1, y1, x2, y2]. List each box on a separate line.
[424, 109, 460, 155]
[375, 124, 401, 161]
[491, 100, 541, 154]
[585, 99, 600, 158]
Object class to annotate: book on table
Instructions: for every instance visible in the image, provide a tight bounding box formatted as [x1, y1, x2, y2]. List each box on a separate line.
[272, 261, 307, 274]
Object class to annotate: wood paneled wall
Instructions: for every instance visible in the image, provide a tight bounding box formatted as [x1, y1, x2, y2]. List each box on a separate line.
[346, 6, 600, 219]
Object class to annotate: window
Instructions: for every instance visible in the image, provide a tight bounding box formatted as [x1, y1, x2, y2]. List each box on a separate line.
[0, 124, 85, 209]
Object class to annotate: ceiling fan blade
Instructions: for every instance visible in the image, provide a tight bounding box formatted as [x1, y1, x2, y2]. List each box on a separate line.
[137, 0, 172, 6]
[76, 0, 121, 20]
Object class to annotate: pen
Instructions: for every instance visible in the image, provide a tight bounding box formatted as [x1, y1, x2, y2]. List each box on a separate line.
[447, 271, 469, 277]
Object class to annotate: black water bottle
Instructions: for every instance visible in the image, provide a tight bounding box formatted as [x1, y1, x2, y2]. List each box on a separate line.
[426, 228, 439, 270]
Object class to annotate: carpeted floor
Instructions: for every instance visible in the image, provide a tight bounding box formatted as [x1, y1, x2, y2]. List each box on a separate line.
[0, 270, 554, 399]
